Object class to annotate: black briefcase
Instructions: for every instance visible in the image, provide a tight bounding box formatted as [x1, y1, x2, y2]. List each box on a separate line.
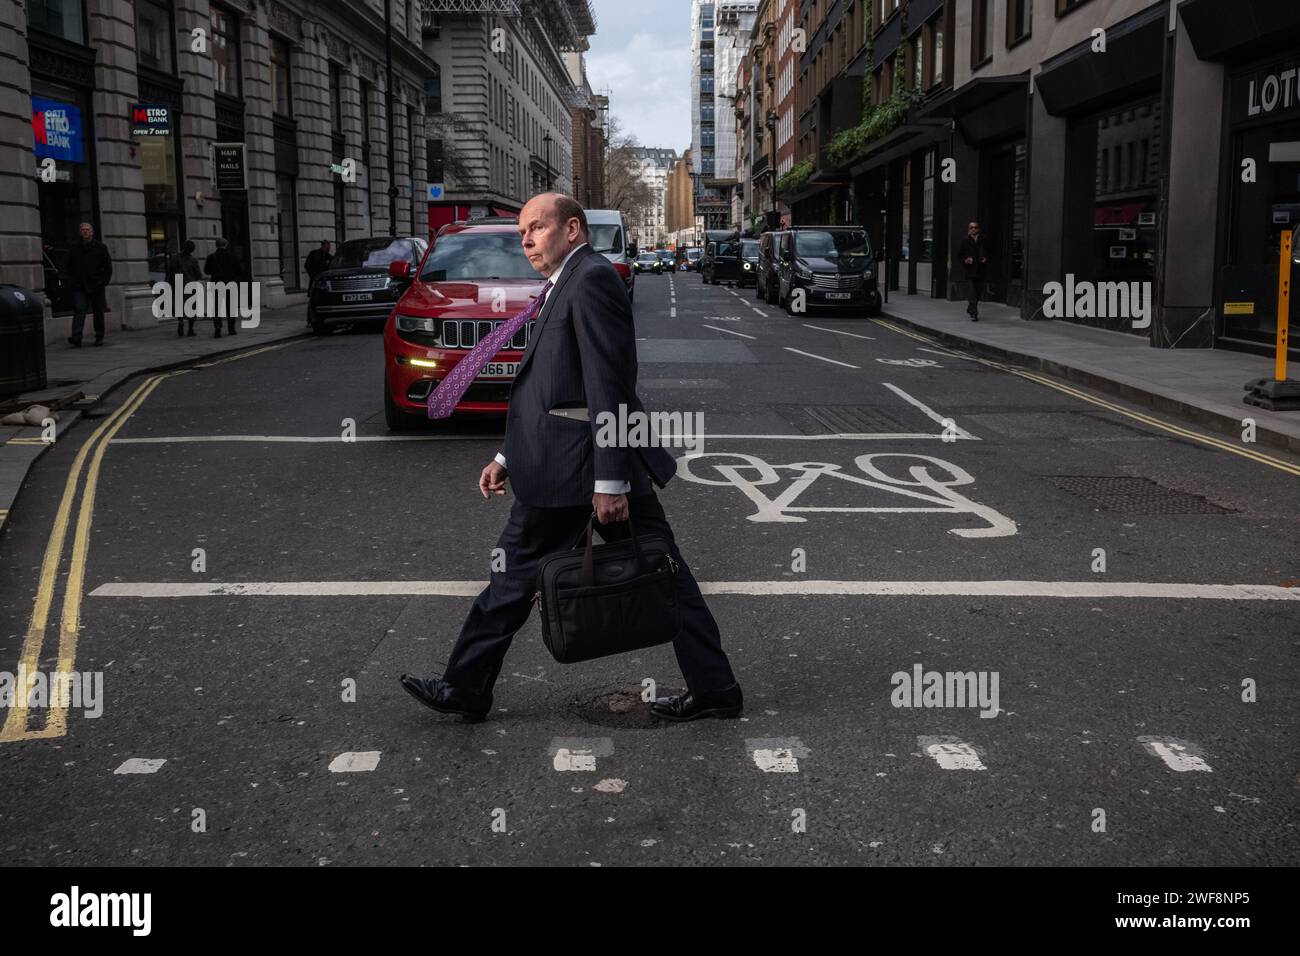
[535, 513, 682, 664]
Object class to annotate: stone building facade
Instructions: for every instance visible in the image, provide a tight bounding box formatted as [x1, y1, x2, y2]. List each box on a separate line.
[5, 0, 437, 342]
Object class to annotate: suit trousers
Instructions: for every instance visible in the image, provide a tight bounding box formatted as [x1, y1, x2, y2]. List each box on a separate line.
[443, 491, 737, 697]
[966, 277, 983, 316]
[71, 288, 107, 342]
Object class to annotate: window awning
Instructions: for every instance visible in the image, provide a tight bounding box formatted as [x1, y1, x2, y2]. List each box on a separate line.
[1034, 4, 1165, 116]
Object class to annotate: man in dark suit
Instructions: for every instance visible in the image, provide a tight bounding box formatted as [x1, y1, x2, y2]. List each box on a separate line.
[400, 193, 742, 723]
[958, 221, 990, 321]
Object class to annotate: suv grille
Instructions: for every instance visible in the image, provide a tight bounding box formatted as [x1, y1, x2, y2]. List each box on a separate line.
[811, 273, 861, 290]
[441, 319, 535, 350]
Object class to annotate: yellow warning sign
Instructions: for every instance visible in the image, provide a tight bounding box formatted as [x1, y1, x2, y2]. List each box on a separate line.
[1224, 302, 1255, 315]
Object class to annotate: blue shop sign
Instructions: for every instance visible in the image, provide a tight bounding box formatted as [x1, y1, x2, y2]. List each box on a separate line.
[31, 96, 85, 163]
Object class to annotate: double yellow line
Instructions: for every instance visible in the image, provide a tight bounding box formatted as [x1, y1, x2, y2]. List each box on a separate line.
[872, 318, 1300, 478]
[1, 372, 179, 741]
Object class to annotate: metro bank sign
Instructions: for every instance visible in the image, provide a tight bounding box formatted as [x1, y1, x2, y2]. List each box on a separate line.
[31, 96, 85, 163]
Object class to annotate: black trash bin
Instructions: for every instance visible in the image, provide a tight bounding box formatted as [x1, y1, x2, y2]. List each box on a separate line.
[0, 284, 47, 398]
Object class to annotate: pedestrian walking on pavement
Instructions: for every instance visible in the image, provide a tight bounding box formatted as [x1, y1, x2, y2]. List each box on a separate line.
[166, 240, 203, 337]
[959, 221, 990, 321]
[204, 238, 242, 338]
[399, 192, 743, 724]
[304, 240, 333, 326]
[64, 222, 112, 347]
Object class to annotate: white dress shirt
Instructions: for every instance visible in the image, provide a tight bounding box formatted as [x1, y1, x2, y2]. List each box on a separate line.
[493, 242, 631, 496]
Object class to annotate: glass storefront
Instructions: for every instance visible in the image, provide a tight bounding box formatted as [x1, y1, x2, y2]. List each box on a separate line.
[1088, 98, 1161, 284]
[138, 121, 183, 282]
[32, 82, 95, 314]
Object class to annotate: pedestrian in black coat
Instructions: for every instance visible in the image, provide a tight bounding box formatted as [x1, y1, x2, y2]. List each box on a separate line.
[64, 222, 112, 346]
[958, 221, 990, 321]
[204, 238, 242, 337]
[166, 240, 203, 337]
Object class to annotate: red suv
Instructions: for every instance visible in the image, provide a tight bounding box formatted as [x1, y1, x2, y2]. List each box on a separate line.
[382, 220, 546, 429]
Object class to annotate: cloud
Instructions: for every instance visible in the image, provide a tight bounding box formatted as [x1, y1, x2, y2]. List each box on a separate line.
[586, 31, 692, 152]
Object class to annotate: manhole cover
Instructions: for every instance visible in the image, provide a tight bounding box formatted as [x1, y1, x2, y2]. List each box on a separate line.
[772, 404, 912, 435]
[1042, 475, 1236, 514]
[569, 685, 685, 730]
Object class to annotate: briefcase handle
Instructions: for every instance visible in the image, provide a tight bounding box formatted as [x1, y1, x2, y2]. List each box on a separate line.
[578, 512, 650, 587]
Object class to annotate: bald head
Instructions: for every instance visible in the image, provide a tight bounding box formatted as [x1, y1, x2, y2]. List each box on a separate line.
[519, 192, 588, 278]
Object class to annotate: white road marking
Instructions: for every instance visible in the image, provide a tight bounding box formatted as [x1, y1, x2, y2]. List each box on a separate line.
[882, 383, 977, 439]
[90, 581, 1300, 600]
[111, 431, 970, 445]
[751, 308, 766, 316]
[1138, 737, 1213, 772]
[594, 778, 627, 793]
[550, 737, 613, 772]
[329, 751, 381, 773]
[803, 323, 876, 340]
[918, 346, 975, 362]
[783, 347, 860, 369]
[703, 324, 757, 339]
[114, 758, 166, 774]
[553, 748, 596, 771]
[670, 307, 677, 317]
[747, 738, 809, 773]
[919, 736, 986, 771]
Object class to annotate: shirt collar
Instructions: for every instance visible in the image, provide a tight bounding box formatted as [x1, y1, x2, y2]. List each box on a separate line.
[548, 242, 588, 288]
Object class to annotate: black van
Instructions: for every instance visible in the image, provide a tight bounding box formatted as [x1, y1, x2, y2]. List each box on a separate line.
[757, 231, 787, 302]
[700, 229, 741, 285]
[772, 226, 882, 317]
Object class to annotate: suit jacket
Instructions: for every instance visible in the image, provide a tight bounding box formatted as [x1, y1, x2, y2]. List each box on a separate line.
[502, 244, 676, 507]
[958, 235, 990, 279]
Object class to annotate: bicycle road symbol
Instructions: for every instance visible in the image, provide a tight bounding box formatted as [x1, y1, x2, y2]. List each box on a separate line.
[675, 452, 1018, 537]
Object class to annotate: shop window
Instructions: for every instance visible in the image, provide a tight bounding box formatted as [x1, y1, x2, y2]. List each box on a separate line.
[136, 0, 175, 74]
[211, 7, 242, 98]
[32, 85, 95, 314]
[27, 0, 84, 43]
[271, 37, 292, 117]
[1007, 0, 1031, 47]
[1087, 98, 1162, 286]
[971, 0, 993, 68]
[140, 122, 182, 282]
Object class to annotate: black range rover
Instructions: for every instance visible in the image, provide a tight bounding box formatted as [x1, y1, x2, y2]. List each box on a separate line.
[308, 236, 427, 334]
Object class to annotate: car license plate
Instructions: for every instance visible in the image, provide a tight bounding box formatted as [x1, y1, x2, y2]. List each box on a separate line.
[341, 293, 373, 302]
[825, 292, 852, 300]
[477, 362, 519, 379]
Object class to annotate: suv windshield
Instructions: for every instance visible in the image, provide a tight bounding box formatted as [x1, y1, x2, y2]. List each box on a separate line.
[588, 224, 624, 255]
[637, 254, 659, 264]
[333, 238, 415, 269]
[419, 232, 537, 281]
[715, 240, 738, 257]
[741, 239, 759, 258]
[686, 249, 702, 260]
[794, 230, 871, 259]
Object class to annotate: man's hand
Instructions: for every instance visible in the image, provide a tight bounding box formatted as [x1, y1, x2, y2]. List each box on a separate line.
[593, 492, 629, 524]
[964, 257, 973, 265]
[480, 461, 508, 498]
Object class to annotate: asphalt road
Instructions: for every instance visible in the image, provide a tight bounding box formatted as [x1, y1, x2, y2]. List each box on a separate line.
[1, 269, 1297, 866]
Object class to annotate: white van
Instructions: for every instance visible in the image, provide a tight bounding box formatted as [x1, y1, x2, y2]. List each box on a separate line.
[584, 208, 636, 303]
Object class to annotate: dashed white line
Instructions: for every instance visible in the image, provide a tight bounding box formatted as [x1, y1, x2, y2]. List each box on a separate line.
[670, 307, 677, 317]
[1138, 737, 1213, 772]
[919, 736, 986, 771]
[882, 382, 977, 439]
[803, 323, 876, 340]
[703, 324, 757, 339]
[747, 738, 809, 773]
[114, 758, 167, 774]
[329, 751, 382, 773]
[783, 347, 861, 369]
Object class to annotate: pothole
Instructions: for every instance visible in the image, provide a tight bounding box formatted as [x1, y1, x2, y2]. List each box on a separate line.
[568, 684, 686, 730]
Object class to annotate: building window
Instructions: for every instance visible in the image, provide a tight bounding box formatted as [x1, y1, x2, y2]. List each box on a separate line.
[27, 0, 85, 43]
[211, 7, 242, 98]
[1007, 0, 1032, 46]
[329, 63, 343, 134]
[139, 113, 182, 282]
[136, 0, 175, 74]
[276, 174, 299, 289]
[271, 37, 292, 117]
[334, 179, 346, 246]
[1056, 0, 1092, 14]
[913, 35, 923, 90]
[972, 0, 993, 67]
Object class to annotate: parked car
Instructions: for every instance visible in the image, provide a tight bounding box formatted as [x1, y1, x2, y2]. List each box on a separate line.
[585, 208, 636, 303]
[684, 247, 703, 271]
[656, 249, 676, 273]
[634, 251, 663, 275]
[381, 221, 544, 429]
[773, 227, 882, 317]
[309, 236, 426, 334]
[757, 230, 788, 303]
[738, 238, 760, 288]
[701, 230, 741, 285]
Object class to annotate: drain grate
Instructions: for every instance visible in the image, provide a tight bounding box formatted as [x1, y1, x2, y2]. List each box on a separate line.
[568, 685, 684, 730]
[772, 404, 913, 435]
[1043, 475, 1236, 515]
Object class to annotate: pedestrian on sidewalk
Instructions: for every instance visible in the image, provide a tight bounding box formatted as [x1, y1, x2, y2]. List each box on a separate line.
[304, 240, 333, 327]
[959, 221, 989, 322]
[166, 240, 203, 337]
[64, 222, 112, 347]
[204, 238, 241, 338]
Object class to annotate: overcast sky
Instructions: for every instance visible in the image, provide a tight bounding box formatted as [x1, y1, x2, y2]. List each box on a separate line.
[585, 0, 694, 154]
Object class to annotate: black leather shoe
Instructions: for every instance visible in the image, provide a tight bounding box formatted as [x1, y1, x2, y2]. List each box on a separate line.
[651, 683, 743, 722]
[399, 674, 491, 722]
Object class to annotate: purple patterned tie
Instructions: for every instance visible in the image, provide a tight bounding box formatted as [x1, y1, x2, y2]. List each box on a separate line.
[427, 280, 552, 419]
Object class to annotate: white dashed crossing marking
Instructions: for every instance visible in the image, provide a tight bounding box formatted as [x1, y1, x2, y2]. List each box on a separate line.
[703, 324, 757, 339]
[882, 383, 977, 439]
[783, 347, 861, 369]
[803, 323, 876, 340]
[747, 737, 808, 773]
[919, 736, 987, 771]
[114, 758, 167, 774]
[549, 737, 613, 772]
[1138, 737, 1212, 772]
[329, 751, 381, 773]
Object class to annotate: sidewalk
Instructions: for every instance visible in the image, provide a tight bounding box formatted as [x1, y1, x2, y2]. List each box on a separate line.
[879, 295, 1300, 456]
[0, 304, 311, 533]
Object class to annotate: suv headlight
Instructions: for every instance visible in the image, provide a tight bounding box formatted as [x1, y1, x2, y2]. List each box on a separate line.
[743, 262, 753, 270]
[396, 313, 438, 334]
[863, 269, 874, 281]
[794, 266, 813, 280]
